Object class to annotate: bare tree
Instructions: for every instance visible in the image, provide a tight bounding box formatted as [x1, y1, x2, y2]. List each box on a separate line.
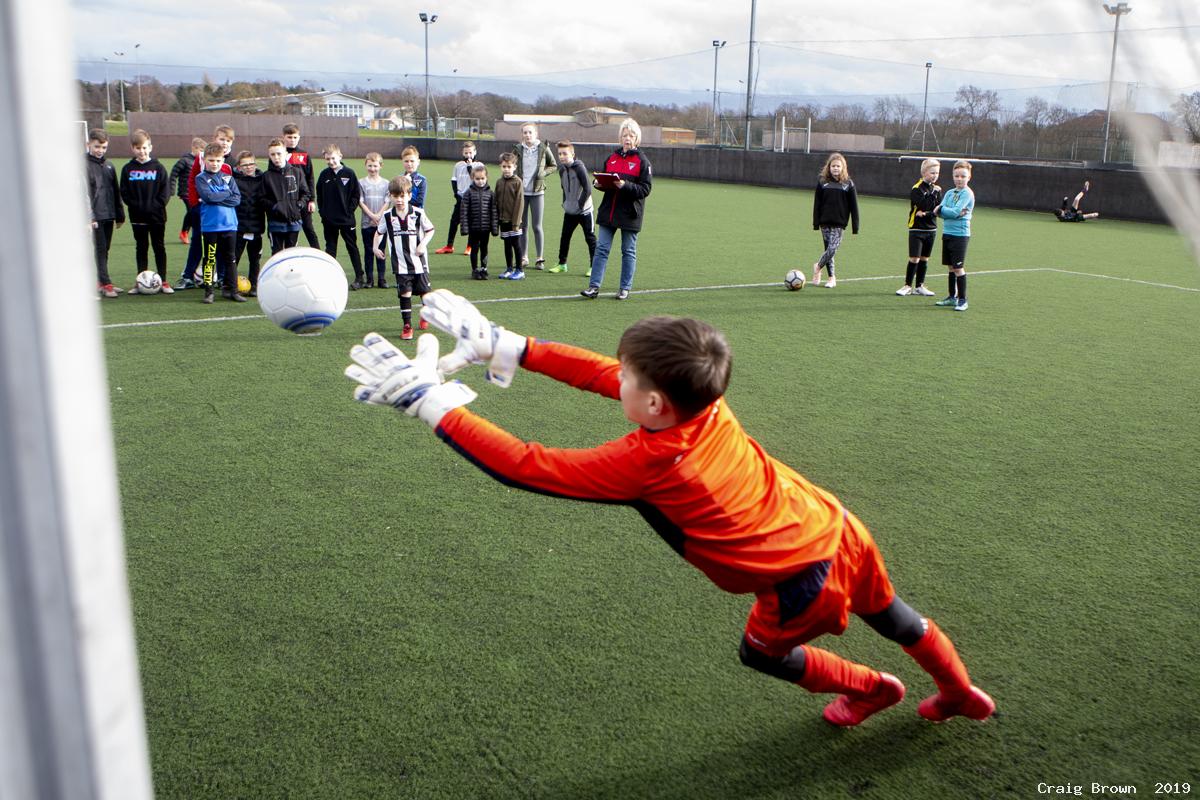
[953, 85, 1001, 153]
[1171, 91, 1200, 142]
[1023, 96, 1051, 157]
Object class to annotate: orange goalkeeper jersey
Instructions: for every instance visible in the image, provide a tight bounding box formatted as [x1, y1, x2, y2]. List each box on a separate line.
[435, 340, 846, 595]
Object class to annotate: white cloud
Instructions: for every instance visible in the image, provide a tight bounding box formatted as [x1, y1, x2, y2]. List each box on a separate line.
[71, 0, 1200, 111]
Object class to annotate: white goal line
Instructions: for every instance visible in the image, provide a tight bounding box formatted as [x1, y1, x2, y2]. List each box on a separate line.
[99, 267, 1199, 331]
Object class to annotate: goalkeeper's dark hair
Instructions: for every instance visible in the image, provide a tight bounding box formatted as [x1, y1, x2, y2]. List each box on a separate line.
[618, 317, 731, 420]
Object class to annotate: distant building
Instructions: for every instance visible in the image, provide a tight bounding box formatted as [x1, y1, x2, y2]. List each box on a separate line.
[202, 91, 378, 127]
[572, 106, 628, 124]
[371, 107, 418, 131]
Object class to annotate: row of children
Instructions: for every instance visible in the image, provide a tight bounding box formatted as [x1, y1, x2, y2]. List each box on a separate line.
[84, 122, 434, 303]
[438, 138, 597, 282]
[809, 154, 976, 311]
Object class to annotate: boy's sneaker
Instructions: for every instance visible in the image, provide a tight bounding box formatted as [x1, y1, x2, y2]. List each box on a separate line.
[580, 286, 600, 299]
[917, 685, 995, 723]
[378, 281, 388, 289]
[229, 292, 247, 303]
[499, 269, 514, 280]
[179, 231, 189, 244]
[175, 277, 195, 290]
[823, 673, 906, 727]
[418, 318, 429, 330]
[464, 246, 472, 256]
[825, 277, 837, 288]
[160, 282, 174, 295]
[585, 268, 592, 278]
[127, 285, 140, 295]
[509, 270, 525, 280]
[914, 285, 935, 296]
[954, 300, 969, 312]
[615, 289, 629, 300]
[349, 280, 363, 291]
[100, 283, 119, 299]
[935, 296, 957, 307]
[479, 269, 488, 280]
[521, 256, 529, 267]
[896, 285, 913, 296]
[202, 288, 214, 304]
[400, 324, 414, 340]
[434, 245, 454, 254]
[534, 258, 545, 270]
[548, 263, 568, 273]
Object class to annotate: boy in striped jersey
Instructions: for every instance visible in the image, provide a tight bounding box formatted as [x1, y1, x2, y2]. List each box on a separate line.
[374, 176, 435, 340]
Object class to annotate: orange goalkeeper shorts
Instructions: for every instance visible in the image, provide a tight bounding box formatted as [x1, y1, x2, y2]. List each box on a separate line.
[743, 510, 896, 657]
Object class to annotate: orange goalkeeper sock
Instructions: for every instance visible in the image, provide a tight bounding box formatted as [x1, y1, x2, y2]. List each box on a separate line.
[902, 619, 972, 696]
[795, 645, 880, 696]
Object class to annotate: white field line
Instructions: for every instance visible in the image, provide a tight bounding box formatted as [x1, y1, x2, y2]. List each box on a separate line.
[99, 267, 1197, 331]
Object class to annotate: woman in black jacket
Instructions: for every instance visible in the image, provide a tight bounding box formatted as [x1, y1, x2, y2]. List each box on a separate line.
[581, 118, 652, 301]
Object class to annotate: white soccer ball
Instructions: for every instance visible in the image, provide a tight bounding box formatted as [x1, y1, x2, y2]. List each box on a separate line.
[784, 269, 806, 291]
[257, 247, 349, 335]
[135, 270, 163, 294]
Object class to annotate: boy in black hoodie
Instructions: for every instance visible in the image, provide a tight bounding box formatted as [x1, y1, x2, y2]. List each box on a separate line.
[120, 129, 173, 294]
[170, 137, 205, 244]
[232, 150, 267, 295]
[85, 129, 125, 298]
[282, 123, 320, 248]
[262, 138, 311, 254]
[316, 144, 364, 289]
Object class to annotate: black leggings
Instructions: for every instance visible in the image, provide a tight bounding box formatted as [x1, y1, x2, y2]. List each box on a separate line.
[132, 221, 167, 278]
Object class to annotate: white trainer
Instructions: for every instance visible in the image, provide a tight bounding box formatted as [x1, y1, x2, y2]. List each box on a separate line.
[896, 285, 913, 296]
[913, 285, 935, 296]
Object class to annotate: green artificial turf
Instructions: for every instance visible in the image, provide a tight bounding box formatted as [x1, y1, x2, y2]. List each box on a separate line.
[102, 158, 1200, 799]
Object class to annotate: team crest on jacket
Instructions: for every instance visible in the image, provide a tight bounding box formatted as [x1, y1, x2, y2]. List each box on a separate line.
[341, 177, 350, 186]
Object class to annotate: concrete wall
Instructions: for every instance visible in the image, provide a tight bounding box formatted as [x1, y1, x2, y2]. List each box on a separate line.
[125, 113, 383, 159]
[761, 131, 885, 153]
[424, 139, 1168, 222]
[494, 121, 663, 147]
[121, 113, 1173, 223]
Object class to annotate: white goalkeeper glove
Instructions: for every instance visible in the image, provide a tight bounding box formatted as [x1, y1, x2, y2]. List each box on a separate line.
[345, 332, 477, 428]
[420, 289, 527, 388]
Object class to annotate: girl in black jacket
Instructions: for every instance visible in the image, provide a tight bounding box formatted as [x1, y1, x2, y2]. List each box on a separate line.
[459, 166, 499, 279]
[811, 153, 860, 289]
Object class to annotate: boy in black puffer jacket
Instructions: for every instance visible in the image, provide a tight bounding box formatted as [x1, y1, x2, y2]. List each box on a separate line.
[460, 165, 499, 280]
[232, 151, 267, 294]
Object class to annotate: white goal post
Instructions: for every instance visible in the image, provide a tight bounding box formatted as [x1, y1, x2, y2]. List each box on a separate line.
[0, 1, 152, 799]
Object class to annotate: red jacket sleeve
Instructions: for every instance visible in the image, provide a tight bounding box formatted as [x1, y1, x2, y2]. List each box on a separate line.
[435, 407, 647, 502]
[520, 340, 620, 399]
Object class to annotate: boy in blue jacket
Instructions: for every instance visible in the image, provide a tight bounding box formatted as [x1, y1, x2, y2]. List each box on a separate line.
[934, 160, 975, 312]
[195, 142, 243, 304]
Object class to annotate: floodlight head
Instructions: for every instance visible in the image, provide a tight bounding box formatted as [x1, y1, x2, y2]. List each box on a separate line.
[926, 61, 933, 68]
[431, 14, 438, 23]
[1103, 2, 1131, 14]
[418, 11, 428, 22]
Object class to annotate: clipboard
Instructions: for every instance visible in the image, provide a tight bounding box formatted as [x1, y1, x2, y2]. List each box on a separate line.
[593, 172, 622, 189]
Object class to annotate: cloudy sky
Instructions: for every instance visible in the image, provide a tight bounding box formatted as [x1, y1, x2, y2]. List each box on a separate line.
[72, 0, 1200, 113]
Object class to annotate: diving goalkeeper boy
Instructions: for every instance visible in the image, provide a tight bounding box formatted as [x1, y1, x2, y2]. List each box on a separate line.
[344, 291, 995, 727]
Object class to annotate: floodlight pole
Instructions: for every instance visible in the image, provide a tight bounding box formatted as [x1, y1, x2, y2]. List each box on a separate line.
[134, 43, 141, 112]
[743, 0, 757, 151]
[921, 61, 932, 151]
[419, 11, 437, 132]
[113, 51, 125, 115]
[711, 40, 725, 146]
[102, 57, 111, 116]
[1101, 2, 1131, 163]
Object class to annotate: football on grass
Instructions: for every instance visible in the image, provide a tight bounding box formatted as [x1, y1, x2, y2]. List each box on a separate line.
[135, 270, 162, 294]
[784, 269, 806, 291]
[257, 248, 349, 335]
